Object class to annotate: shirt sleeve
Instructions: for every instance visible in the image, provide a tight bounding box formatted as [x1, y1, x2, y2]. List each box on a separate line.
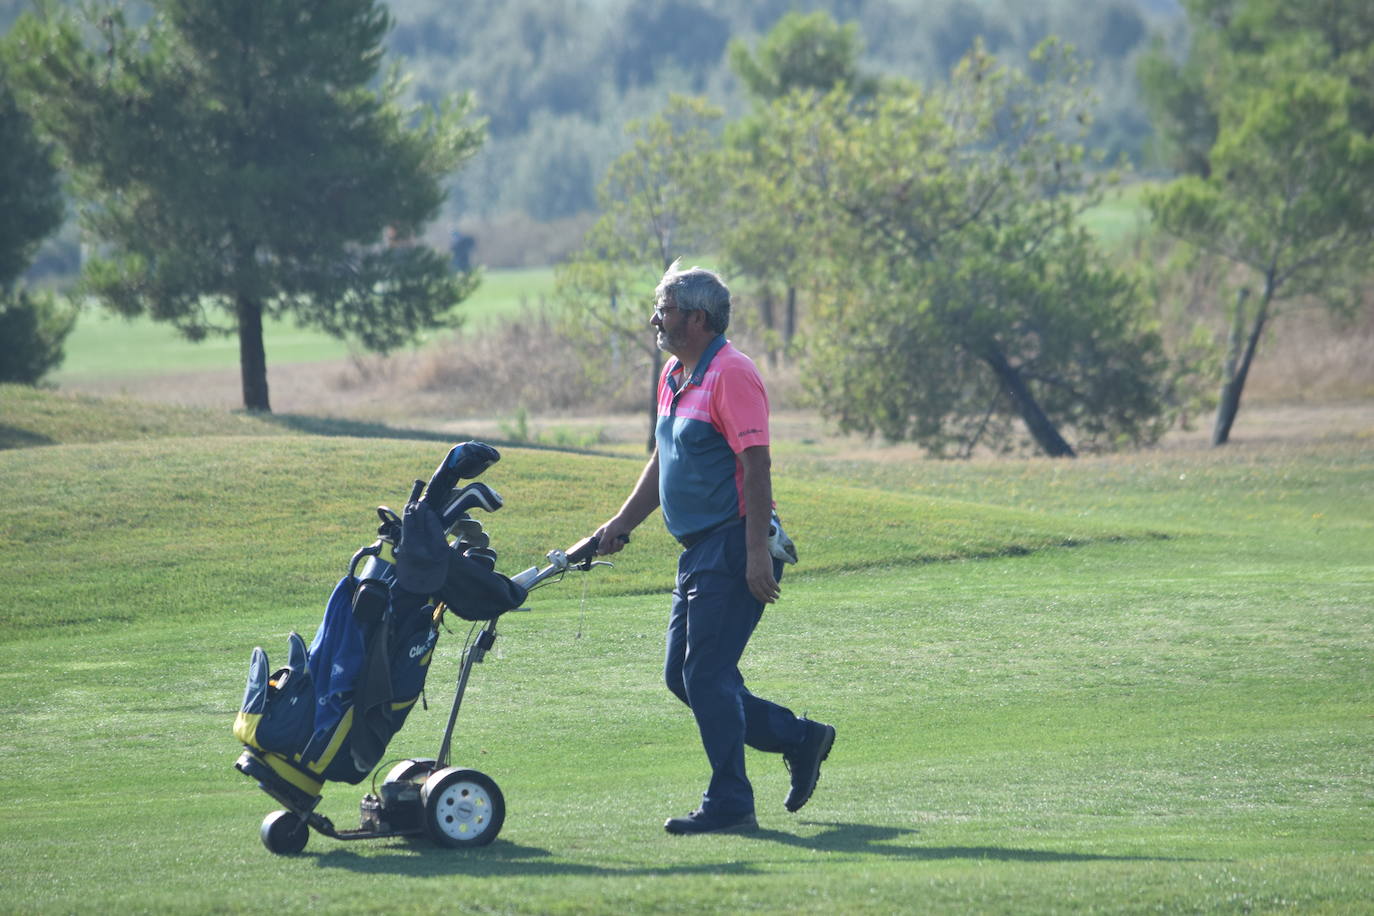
[710, 358, 770, 454]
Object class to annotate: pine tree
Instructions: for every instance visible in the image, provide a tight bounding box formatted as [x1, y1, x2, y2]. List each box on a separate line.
[5, 0, 484, 410]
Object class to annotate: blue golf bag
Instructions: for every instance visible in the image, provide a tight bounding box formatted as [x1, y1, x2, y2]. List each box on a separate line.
[232, 442, 527, 801]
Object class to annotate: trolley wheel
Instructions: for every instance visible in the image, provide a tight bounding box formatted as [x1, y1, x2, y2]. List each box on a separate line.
[382, 758, 437, 786]
[421, 767, 505, 848]
[260, 810, 309, 855]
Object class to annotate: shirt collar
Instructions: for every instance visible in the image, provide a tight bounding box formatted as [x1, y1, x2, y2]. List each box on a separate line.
[670, 334, 728, 392]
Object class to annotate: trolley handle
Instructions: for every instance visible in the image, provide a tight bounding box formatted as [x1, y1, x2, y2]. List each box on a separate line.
[510, 534, 614, 591]
[564, 535, 601, 569]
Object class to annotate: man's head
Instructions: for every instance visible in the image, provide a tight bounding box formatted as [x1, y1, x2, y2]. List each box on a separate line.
[654, 259, 731, 335]
[651, 260, 730, 359]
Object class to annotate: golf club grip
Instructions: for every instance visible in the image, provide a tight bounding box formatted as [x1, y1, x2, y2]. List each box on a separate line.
[409, 479, 425, 504]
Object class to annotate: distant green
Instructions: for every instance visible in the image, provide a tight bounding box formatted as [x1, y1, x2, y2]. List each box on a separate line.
[1080, 181, 1155, 246]
[50, 266, 555, 381]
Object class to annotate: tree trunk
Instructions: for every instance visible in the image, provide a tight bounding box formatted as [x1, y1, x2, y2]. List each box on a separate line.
[237, 293, 271, 412]
[609, 287, 621, 376]
[1212, 283, 1272, 446]
[757, 288, 778, 367]
[784, 285, 798, 355]
[981, 346, 1076, 458]
[757, 287, 776, 332]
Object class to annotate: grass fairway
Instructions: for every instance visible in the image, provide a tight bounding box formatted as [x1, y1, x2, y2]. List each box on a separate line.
[0, 393, 1370, 914]
[50, 266, 555, 382]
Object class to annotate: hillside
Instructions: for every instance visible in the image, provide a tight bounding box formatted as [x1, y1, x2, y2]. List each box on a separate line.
[0, 388, 1176, 637]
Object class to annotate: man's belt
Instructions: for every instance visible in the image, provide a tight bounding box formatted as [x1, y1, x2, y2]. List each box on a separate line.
[677, 516, 744, 549]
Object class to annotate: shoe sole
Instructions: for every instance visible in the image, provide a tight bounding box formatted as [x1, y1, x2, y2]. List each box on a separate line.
[785, 725, 835, 813]
[664, 818, 759, 836]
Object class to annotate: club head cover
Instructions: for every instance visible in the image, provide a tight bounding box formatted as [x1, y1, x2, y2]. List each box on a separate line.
[447, 441, 500, 479]
[423, 441, 501, 506]
[441, 482, 503, 530]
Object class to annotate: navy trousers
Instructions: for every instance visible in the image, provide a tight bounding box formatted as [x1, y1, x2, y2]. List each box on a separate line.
[664, 520, 808, 817]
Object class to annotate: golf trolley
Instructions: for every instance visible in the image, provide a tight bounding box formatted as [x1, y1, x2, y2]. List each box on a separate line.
[231, 443, 609, 855]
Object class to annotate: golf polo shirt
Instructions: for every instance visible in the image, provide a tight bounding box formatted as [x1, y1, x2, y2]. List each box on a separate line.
[655, 334, 770, 543]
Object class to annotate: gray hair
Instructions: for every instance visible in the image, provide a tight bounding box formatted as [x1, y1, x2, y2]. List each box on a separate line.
[655, 258, 731, 334]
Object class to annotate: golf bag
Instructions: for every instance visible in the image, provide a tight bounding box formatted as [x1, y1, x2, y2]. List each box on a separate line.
[232, 442, 527, 799]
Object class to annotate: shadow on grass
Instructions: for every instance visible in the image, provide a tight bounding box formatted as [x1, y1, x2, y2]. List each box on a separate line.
[310, 839, 765, 877]
[307, 822, 1205, 877]
[751, 821, 1206, 863]
[250, 412, 463, 443]
[0, 424, 56, 450]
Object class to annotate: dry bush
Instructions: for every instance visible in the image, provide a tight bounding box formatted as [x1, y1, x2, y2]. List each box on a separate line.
[1244, 302, 1374, 403]
[322, 296, 810, 426]
[1141, 236, 1374, 407]
[338, 308, 645, 417]
[407, 310, 600, 413]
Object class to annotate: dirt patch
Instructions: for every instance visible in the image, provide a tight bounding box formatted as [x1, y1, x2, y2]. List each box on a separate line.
[58, 301, 1373, 457]
[57, 355, 1374, 458]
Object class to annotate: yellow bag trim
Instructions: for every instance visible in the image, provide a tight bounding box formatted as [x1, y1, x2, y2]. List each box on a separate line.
[261, 751, 324, 797]
[233, 711, 263, 751]
[305, 706, 354, 775]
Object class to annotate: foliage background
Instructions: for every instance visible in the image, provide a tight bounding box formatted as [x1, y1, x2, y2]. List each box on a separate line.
[6, 0, 1186, 273]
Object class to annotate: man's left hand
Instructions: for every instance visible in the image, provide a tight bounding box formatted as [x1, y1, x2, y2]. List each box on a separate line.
[746, 549, 780, 604]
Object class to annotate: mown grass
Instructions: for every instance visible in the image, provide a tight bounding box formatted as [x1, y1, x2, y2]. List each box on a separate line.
[0, 385, 289, 449]
[0, 435, 1159, 636]
[49, 266, 555, 382]
[0, 384, 538, 452]
[0, 391, 1369, 914]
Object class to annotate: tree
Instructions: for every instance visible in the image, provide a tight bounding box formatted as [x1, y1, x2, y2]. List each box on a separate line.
[1148, 66, 1374, 445]
[0, 61, 62, 292]
[0, 57, 73, 385]
[5, 0, 484, 411]
[722, 11, 878, 362]
[556, 95, 723, 452]
[610, 0, 730, 93]
[1138, 0, 1374, 177]
[0, 289, 76, 384]
[727, 10, 874, 103]
[769, 42, 1173, 457]
[1137, 30, 1221, 177]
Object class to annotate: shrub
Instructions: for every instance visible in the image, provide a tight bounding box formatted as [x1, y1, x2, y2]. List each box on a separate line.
[0, 289, 75, 384]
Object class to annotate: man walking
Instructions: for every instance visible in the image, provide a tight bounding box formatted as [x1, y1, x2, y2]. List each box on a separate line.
[595, 260, 834, 835]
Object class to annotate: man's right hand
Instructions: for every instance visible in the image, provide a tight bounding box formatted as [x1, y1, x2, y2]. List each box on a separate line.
[595, 519, 633, 555]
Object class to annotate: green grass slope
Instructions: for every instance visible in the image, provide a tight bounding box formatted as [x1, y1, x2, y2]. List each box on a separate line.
[0, 384, 290, 449]
[0, 435, 1158, 636]
[0, 384, 505, 451]
[0, 412, 1369, 914]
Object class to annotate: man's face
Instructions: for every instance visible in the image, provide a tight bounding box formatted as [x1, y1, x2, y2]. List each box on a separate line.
[652, 297, 691, 355]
